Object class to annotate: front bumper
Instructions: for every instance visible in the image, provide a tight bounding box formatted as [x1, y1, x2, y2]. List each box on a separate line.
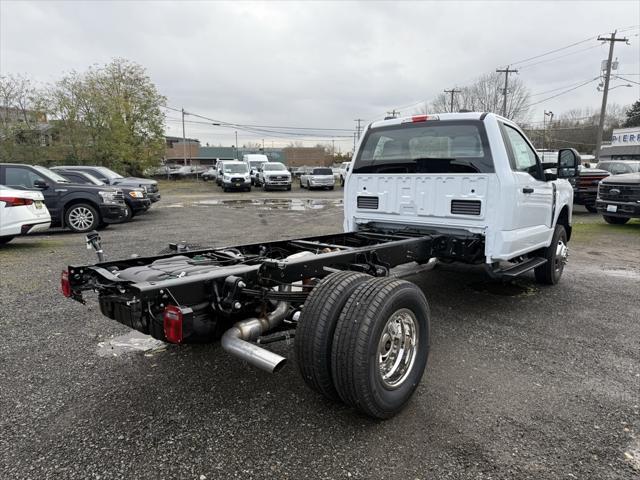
[596, 199, 640, 218]
[100, 204, 128, 223]
[129, 198, 152, 213]
[147, 192, 161, 202]
[223, 180, 251, 189]
[573, 190, 597, 205]
[265, 179, 291, 188]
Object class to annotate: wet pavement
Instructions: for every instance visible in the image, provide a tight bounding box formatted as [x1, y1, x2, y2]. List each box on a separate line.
[1, 184, 639, 479]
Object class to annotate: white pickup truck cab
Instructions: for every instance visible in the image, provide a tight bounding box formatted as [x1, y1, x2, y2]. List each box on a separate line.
[344, 112, 579, 284]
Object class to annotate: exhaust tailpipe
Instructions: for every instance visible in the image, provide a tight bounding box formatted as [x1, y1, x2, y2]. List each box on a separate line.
[221, 291, 290, 373]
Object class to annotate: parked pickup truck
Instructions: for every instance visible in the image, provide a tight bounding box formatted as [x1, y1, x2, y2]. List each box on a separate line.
[596, 172, 640, 224]
[256, 162, 292, 190]
[1, 163, 126, 233]
[62, 113, 580, 419]
[300, 167, 335, 190]
[571, 166, 609, 212]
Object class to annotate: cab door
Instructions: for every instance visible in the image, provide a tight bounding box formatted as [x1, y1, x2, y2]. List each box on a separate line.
[500, 123, 554, 250]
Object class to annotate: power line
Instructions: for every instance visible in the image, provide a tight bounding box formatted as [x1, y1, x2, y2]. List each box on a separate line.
[522, 77, 600, 109]
[612, 75, 640, 85]
[529, 77, 601, 97]
[505, 35, 597, 67]
[517, 43, 604, 70]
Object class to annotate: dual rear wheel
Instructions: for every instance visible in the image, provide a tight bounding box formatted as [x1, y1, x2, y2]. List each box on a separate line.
[295, 272, 430, 419]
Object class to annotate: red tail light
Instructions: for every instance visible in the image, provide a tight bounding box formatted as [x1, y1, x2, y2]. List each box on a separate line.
[411, 115, 429, 123]
[0, 196, 34, 207]
[61, 270, 72, 297]
[163, 305, 183, 344]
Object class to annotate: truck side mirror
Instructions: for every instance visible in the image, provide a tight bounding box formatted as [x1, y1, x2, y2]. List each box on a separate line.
[557, 148, 581, 178]
[33, 179, 49, 189]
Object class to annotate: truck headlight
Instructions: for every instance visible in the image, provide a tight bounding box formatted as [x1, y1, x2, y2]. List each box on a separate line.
[99, 190, 120, 204]
[129, 190, 144, 199]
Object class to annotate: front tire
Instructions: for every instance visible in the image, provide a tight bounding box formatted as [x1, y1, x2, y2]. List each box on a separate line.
[123, 203, 134, 222]
[603, 215, 629, 225]
[65, 203, 100, 233]
[585, 204, 597, 213]
[0, 236, 15, 245]
[295, 271, 371, 401]
[331, 278, 430, 419]
[534, 224, 567, 285]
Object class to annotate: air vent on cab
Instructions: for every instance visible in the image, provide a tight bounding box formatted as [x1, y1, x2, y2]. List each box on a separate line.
[451, 199, 481, 215]
[357, 196, 379, 209]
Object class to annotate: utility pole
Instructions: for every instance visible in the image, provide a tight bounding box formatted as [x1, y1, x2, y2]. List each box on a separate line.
[386, 109, 400, 118]
[496, 66, 518, 117]
[181, 108, 187, 167]
[444, 88, 461, 112]
[595, 30, 628, 160]
[235, 131, 238, 159]
[332, 139, 335, 158]
[542, 110, 553, 151]
[354, 118, 364, 139]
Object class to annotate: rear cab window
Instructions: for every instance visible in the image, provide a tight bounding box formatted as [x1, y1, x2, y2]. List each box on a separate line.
[353, 120, 494, 174]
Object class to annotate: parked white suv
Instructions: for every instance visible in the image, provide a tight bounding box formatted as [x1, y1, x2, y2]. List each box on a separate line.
[256, 162, 292, 191]
[0, 185, 51, 244]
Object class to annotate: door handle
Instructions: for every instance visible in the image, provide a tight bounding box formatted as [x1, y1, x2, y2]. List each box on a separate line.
[522, 187, 534, 194]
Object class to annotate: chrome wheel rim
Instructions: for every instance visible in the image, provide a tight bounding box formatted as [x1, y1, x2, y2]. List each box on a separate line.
[377, 308, 418, 389]
[554, 239, 568, 274]
[68, 207, 94, 231]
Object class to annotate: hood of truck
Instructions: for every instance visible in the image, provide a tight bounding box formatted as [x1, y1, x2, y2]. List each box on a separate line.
[600, 172, 640, 184]
[345, 173, 498, 234]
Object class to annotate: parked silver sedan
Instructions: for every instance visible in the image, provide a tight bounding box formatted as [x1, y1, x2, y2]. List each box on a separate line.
[299, 167, 335, 190]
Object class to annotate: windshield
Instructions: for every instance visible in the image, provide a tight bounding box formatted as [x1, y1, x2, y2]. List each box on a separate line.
[77, 172, 105, 185]
[596, 161, 640, 174]
[96, 167, 124, 179]
[33, 165, 70, 183]
[312, 168, 333, 175]
[224, 164, 249, 174]
[354, 120, 494, 174]
[264, 163, 286, 171]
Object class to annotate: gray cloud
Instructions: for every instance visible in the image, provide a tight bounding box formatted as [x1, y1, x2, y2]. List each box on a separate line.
[1, 0, 638, 150]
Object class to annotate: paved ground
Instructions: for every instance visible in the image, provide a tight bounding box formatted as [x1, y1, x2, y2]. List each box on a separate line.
[1, 180, 639, 479]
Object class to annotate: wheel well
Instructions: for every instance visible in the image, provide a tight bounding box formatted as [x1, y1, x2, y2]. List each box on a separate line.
[557, 206, 571, 241]
[63, 199, 100, 227]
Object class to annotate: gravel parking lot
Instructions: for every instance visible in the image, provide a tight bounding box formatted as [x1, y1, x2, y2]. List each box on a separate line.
[1, 180, 639, 479]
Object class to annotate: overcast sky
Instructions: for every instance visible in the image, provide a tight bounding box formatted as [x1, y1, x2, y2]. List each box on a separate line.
[1, 0, 639, 151]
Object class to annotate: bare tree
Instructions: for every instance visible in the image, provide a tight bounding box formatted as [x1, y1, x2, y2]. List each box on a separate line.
[423, 73, 531, 122]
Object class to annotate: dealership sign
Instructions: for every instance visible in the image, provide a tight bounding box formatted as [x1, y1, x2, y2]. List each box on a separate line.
[611, 128, 640, 144]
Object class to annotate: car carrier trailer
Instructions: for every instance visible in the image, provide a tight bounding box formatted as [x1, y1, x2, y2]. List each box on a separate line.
[62, 112, 581, 418]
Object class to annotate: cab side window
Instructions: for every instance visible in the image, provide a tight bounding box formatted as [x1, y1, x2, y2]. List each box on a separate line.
[502, 124, 540, 177]
[5, 167, 45, 188]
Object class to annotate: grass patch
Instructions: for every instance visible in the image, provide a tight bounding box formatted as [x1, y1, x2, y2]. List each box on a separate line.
[571, 219, 640, 243]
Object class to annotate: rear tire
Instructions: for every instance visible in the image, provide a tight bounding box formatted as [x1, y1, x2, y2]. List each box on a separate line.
[585, 204, 597, 213]
[603, 215, 629, 225]
[0, 236, 15, 245]
[534, 224, 567, 285]
[65, 203, 100, 233]
[331, 278, 430, 419]
[295, 271, 371, 401]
